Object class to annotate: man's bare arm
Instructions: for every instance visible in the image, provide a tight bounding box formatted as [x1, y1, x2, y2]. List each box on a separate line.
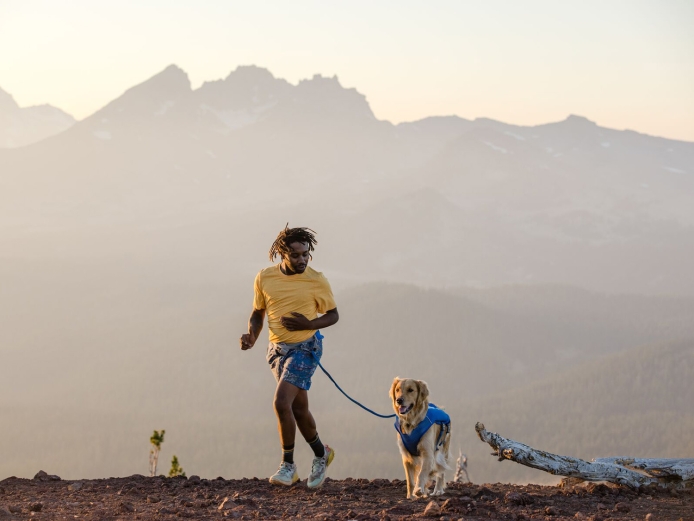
[280, 308, 339, 332]
[240, 308, 265, 350]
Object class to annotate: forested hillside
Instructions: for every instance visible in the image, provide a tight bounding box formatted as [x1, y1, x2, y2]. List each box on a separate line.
[2, 280, 692, 482]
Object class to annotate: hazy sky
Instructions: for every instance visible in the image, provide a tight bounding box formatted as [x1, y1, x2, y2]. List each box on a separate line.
[2, 0, 693, 141]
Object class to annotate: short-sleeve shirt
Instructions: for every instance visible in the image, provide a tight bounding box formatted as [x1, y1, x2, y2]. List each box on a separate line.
[253, 265, 337, 344]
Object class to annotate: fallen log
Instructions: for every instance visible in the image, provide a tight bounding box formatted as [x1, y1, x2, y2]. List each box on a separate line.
[475, 422, 694, 489]
[593, 458, 694, 482]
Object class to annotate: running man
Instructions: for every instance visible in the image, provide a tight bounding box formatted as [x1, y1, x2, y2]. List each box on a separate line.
[240, 225, 339, 488]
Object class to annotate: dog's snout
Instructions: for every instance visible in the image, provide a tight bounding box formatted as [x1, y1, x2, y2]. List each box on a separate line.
[396, 397, 404, 405]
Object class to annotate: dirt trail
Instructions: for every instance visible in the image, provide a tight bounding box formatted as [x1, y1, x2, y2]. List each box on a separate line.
[1, 473, 692, 520]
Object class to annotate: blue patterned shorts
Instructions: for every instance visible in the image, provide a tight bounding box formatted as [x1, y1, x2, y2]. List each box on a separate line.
[266, 334, 323, 391]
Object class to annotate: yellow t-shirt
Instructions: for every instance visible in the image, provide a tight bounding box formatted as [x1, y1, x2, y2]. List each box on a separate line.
[253, 265, 337, 344]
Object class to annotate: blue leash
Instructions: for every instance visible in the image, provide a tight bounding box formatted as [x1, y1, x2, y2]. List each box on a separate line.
[315, 359, 395, 419]
[282, 331, 396, 419]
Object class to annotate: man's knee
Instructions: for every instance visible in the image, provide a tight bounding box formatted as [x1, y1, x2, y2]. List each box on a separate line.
[273, 394, 293, 419]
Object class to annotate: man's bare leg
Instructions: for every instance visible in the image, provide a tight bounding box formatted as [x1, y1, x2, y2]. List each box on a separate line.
[269, 381, 302, 485]
[273, 380, 302, 447]
[291, 388, 317, 442]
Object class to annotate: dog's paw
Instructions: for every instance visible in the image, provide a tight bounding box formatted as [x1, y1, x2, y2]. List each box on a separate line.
[432, 489, 445, 496]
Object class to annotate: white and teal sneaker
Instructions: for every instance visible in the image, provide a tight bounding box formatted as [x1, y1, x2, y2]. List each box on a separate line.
[269, 462, 299, 486]
[307, 445, 335, 489]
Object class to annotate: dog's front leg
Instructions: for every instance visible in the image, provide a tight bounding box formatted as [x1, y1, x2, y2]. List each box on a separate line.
[403, 460, 416, 499]
[414, 454, 433, 498]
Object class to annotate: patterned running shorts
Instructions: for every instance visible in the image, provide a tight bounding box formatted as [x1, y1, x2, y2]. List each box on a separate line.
[266, 334, 323, 391]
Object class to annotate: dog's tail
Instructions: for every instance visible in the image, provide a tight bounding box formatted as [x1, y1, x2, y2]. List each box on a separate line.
[436, 450, 451, 470]
[436, 431, 453, 470]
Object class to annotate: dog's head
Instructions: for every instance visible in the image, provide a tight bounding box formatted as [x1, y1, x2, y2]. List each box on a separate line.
[389, 377, 429, 421]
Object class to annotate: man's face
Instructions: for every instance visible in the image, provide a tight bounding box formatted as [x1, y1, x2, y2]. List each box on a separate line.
[282, 241, 310, 274]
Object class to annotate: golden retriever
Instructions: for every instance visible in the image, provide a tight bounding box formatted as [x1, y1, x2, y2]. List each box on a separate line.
[390, 377, 451, 499]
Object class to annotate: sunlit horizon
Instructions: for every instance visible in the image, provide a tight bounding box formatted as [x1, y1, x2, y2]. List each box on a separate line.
[1, 0, 693, 141]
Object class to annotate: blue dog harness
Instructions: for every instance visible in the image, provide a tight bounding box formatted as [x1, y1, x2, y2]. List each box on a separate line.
[394, 404, 451, 456]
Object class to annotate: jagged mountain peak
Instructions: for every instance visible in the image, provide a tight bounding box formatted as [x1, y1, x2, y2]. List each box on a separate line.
[294, 74, 375, 119]
[84, 64, 192, 123]
[302, 73, 340, 83]
[224, 65, 277, 83]
[0, 86, 19, 113]
[195, 65, 290, 110]
[564, 114, 596, 126]
[131, 63, 191, 94]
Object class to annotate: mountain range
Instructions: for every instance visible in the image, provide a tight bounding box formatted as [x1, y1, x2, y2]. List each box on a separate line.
[0, 87, 75, 148]
[1, 64, 693, 295]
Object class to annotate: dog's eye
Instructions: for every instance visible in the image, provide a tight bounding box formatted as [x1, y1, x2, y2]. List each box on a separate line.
[407, 388, 413, 393]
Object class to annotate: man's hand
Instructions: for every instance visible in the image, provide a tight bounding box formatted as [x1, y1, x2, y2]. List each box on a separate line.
[280, 312, 313, 332]
[240, 308, 265, 351]
[240, 331, 257, 350]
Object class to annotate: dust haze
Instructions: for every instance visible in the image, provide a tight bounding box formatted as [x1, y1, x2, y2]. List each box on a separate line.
[1, 65, 693, 484]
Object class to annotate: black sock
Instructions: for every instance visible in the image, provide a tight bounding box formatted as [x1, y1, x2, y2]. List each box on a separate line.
[282, 444, 295, 464]
[307, 434, 325, 458]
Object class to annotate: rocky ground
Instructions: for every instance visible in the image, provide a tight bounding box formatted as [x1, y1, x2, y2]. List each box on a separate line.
[0, 471, 691, 520]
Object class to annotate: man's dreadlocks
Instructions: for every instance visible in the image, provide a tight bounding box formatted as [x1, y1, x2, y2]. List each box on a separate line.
[269, 224, 318, 262]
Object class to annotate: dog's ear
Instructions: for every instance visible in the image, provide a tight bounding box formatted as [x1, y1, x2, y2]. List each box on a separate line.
[416, 380, 430, 404]
[389, 377, 400, 401]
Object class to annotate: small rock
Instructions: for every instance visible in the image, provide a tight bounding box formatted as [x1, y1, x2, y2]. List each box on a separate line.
[0, 507, 14, 519]
[158, 507, 177, 515]
[118, 501, 135, 513]
[218, 497, 237, 511]
[644, 514, 653, 521]
[188, 475, 201, 483]
[597, 503, 608, 510]
[67, 481, 83, 491]
[545, 506, 558, 516]
[8, 507, 21, 514]
[32, 470, 61, 482]
[574, 513, 585, 519]
[147, 495, 161, 503]
[475, 486, 493, 498]
[614, 502, 630, 513]
[505, 491, 533, 505]
[29, 503, 43, 512]
[587, 483, 610, 496]
[423, 500, 441, 517]
[440, 498, 464, 513]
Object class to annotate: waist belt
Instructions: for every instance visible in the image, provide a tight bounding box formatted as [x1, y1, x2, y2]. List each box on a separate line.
[270, 333, 320, 356]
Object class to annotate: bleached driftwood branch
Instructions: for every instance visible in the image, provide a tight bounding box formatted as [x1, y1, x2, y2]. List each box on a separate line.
[475, 422, 694, 489]
[593, 458, 694, 482]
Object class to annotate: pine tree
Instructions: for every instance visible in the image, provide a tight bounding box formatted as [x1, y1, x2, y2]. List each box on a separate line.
[169, 455, 186, 478]
[149, 430, 165, 477]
